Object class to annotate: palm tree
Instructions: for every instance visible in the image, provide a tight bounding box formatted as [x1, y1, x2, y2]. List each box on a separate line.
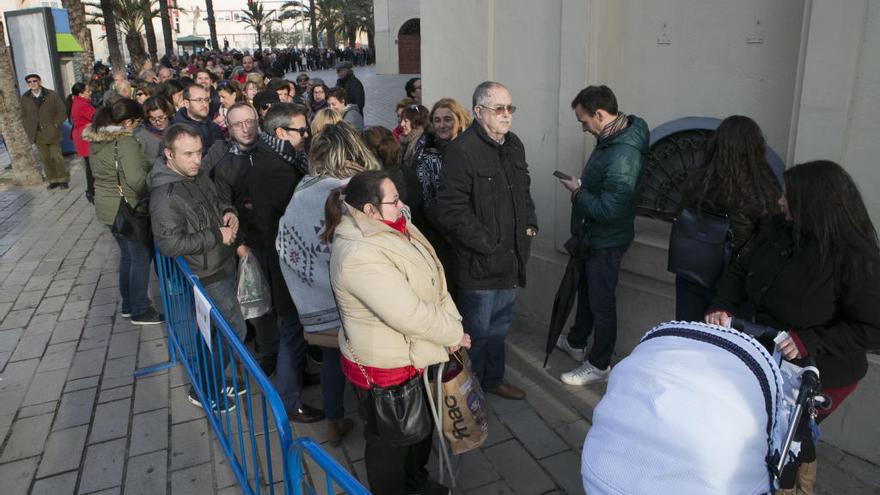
[140, 0, 159, 62]
[239, 1, 275, 53]
[308, 0, 317, 48]
[158, 0, 173, 56]
[339, 0, 372, 48]
[0, 21, 42, 186]
[205, 0, 220, 51]
[62, 0, 96, 78]
[99, 0, 124, 68]
[87, 0, 159, 70]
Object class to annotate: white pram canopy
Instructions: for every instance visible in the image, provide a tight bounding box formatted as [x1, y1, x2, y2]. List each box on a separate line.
[582, 321, 794, 495]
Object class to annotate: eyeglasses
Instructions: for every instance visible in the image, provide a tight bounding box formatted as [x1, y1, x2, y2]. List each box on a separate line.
[229, 119, 257, 130]
[296, 78, 309, 83]
[148, 115, 168, 124]
[26, 79, 39, 84]
[478, 104, 517, 115]
[378, 198, 400, 207]
[187, 97, 211, 103]
[136, 92, 146, 97]
[282, 126, 309, 136]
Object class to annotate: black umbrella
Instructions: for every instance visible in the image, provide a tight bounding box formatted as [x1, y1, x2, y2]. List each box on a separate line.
[543, 223, 591, 367]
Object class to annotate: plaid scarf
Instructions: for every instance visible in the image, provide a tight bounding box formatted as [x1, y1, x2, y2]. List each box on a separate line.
[259, 132, 309, 174]
[599, 112, 629, 142]
[228, 141, 255, 156]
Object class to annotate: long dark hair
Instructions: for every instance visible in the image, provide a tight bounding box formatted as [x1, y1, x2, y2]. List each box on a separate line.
[784, 160, 880, 275]
[690, 116, 780, 216]
[321, 170, 391, 243]
[91, 98, 144, 129]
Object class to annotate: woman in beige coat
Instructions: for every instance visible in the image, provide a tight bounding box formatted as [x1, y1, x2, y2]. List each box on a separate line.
[326, 170, 469, 495]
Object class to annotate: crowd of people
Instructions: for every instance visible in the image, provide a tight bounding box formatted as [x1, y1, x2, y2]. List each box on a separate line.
[19, 44, 880, 494]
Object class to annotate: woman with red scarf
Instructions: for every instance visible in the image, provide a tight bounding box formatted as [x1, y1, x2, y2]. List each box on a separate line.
[69, 80, 99, 202]
[325, 170, 470, 495]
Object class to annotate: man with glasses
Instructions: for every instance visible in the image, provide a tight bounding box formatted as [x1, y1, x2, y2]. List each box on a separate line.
[20, 74, 69, 189]
[206, 103, 281, 377]
[246, 103, 323, 423]
[432, 81, 538, 400]
[293, 73, 310, 105]
[172, 84, 223, 157]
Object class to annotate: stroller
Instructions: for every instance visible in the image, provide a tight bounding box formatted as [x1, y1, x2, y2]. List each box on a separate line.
[581, 320, 826, 494]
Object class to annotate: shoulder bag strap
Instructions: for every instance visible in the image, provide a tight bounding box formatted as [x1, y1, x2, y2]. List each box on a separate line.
[340, 325, 373, 387]
[113, 140, 128, 202]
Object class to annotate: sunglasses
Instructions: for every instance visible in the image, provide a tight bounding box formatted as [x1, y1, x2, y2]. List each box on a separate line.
[478, 104, 517, 115]
[282, 126, 309, 136]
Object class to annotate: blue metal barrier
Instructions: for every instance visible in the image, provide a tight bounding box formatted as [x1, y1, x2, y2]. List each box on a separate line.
[146, 248, 369, 495]
[288, 438, 371, 495]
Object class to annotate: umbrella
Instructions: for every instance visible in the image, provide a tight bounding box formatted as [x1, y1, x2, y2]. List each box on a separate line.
[543, 223, 591, 367]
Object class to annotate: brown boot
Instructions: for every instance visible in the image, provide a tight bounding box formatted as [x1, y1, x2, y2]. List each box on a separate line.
[327, 418, 353, 447]
[796, 461, 817, 495]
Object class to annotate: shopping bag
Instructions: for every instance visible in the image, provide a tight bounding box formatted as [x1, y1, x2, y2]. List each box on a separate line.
[237, 252, 272, 319]
[436, 351, 489, 454]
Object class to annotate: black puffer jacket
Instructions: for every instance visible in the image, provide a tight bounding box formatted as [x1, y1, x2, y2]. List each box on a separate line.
[712, 219, 880, 388]
[148, 159, 237, 286]
[432, 122, 538, 290]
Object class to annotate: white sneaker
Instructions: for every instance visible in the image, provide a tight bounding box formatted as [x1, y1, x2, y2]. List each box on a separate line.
[556, 334, 586, 362]
[560, 361, 610, 386]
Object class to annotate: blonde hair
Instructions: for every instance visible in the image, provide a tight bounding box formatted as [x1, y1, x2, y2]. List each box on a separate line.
[308, 122, 381, 179]
[430, 98, 472, 139]
[246, 72, 264, 88]
[310, 108, 343, 135]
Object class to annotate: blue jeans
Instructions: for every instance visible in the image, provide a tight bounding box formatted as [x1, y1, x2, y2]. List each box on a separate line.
[276, 317, 307, 412]
[321, 346, 345, 420]
[456, 288, 517, 388]
[199, 276, 247, 395]
[112, 232, 153, 316]
[568, 247, 626, 370]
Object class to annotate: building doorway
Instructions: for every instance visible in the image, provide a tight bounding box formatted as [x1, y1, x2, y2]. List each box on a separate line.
[398, 18, 420, 74]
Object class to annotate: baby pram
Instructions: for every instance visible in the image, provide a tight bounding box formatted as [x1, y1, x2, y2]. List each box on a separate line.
[581, 320, 825, 494]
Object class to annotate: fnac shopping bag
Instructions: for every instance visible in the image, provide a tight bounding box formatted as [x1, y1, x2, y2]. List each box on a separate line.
[437, 351, 489, 454]
[236, 252, 272, 319]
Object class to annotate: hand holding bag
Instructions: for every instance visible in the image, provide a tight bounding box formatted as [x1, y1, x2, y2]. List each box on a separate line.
[667, 207, 732, 288]
[110, 140, 151, 243]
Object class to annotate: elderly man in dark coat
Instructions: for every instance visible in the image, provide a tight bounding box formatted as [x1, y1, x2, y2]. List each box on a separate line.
[20, 74, 69, 188]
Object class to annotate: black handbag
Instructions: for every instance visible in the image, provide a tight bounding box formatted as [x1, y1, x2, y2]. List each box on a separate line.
[109, 141, 151, 243]
[344, 330, 431, 445]
[667, 207, 732, 288]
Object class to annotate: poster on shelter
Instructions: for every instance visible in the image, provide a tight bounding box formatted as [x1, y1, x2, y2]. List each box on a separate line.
[5, 10, 57, 92]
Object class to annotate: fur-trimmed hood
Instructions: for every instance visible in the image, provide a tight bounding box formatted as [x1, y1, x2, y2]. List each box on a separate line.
[81, 124, 135, 143]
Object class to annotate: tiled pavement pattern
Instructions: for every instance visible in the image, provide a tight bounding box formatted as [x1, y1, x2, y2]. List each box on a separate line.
[0, 66, 877, 494]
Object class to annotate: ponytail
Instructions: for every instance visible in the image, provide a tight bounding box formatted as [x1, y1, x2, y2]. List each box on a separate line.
[321, 188, 345, 244]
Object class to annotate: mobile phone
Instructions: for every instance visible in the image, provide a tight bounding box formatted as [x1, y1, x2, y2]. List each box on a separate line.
[553, 170, 573, 181]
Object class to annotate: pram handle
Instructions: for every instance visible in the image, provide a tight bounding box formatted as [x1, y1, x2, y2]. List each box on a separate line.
[730, 318, 779, 339]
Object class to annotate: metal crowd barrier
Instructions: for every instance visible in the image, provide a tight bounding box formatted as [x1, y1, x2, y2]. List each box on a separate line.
[139, 248, 369, 495]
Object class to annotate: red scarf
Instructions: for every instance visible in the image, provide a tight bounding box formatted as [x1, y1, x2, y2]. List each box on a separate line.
[381, 215, 408, 235]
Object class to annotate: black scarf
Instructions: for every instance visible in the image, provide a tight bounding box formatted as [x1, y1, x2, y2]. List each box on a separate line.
[258, 132, 309, 175]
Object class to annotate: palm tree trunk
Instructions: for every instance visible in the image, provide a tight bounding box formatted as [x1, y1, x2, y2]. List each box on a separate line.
[62, 0, 95, 78]
[309, 0, 318, 48]
[125, 30, 148, 69]
[0, 21, 42, 186]
[256, 28, 263, 53]
[205, 0, 219, 50]
[142, 8, 159, 62]
[158, 0, 173, 57]
[100, 0, 124, 68]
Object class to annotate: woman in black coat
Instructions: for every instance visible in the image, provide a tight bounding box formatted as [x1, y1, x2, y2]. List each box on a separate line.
[675, 115, 781, 321]
[706, 160, 880, 493]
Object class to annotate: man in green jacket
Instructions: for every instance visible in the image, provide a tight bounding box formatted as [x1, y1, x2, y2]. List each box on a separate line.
[20, 74, 69, 188]
[556, 85, 649, 386]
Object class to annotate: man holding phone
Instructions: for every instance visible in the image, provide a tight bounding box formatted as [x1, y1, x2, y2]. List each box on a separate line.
[555, 85, 649, 386]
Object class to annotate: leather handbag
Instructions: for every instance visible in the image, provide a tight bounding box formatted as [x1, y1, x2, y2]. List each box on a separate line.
[109, 141, 152, 243]
[667, 207, 732, 288]
[343, 329, 431, 445]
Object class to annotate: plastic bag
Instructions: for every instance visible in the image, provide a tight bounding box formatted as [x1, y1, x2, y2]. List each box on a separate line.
[237, 252, 272, 320]
[434, 351, 489, 454]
